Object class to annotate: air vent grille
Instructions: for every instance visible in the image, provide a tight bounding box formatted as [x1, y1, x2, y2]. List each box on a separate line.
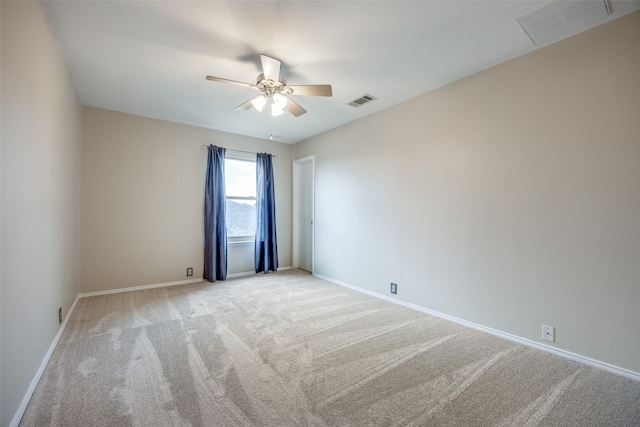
[348, 94, 377, 108]
[517, 0, 610, 45]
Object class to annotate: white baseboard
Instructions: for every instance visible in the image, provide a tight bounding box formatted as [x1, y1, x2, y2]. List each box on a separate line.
[314, 273, 640, 383]
[79, 278, 204, 297]
[9, 294, 81, 427]
[227, 271, 255, 279]
[227, 265, 292, 279]
[80, 266, 293, 295]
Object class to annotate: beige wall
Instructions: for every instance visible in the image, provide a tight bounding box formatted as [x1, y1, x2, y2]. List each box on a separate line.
[81, 107, 292, 293]
[1, 2, 82, 426]
[293, 11, 640, 374]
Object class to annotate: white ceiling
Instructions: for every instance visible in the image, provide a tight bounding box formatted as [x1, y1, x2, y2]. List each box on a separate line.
[43, 1, 640, 144]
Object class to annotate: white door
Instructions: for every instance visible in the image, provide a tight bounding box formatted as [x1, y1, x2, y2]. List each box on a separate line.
[293, 157, 314, 272]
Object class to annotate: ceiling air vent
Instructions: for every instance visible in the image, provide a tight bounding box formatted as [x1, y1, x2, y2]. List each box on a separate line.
[517, 0, 610, 45]
[348, 94, 377, 108]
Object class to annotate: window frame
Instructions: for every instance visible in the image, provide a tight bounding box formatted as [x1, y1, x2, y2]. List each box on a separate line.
[225, 151, 256, 244]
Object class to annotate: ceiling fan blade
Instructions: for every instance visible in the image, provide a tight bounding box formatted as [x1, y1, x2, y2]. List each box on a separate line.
[287, 85, 333, 97]
[284, 97, 307, 117]
[260, 55, 282, 82]
[206, 75, 256, 89]
[235, 97, 257, 111]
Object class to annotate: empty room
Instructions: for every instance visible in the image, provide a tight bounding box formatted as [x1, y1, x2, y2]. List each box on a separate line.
[2, 1, 639, 426]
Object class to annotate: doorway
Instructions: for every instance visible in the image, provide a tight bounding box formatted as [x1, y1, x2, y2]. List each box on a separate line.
[293, 156, 314, 273]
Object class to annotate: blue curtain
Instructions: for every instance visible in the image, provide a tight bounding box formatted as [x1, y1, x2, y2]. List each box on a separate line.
[255, 153, 278, 273]
[204, 145, 227, 281]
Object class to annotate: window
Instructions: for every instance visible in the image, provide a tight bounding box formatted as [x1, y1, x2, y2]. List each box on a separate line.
[225, 153, 256, 241]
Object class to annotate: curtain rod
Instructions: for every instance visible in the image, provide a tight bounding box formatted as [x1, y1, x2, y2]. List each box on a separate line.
[200, 145, 277, 158]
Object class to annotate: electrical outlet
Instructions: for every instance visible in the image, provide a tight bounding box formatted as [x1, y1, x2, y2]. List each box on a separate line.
[542, 325, 555, 342]
[59, 307, 62, 324]
[186, 267, 193, 277]
[390, 283, 397, 294]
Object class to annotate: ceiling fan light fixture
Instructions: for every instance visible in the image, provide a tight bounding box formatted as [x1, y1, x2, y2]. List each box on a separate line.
[271, 105, 284, 117]
[272, 93, 288, 109]
[251, 95, 267, 112]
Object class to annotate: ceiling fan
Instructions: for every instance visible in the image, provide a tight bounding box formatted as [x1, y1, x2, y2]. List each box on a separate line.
[206, 55, 332, 117]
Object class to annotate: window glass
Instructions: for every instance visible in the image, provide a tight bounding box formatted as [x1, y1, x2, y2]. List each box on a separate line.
[225, 158, 256, 238]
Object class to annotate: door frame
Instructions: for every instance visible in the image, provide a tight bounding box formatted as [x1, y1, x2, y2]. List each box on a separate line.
[292, 155, 315, 273]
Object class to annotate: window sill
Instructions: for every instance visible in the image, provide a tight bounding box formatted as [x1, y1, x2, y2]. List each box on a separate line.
[228, 239, 254, 247]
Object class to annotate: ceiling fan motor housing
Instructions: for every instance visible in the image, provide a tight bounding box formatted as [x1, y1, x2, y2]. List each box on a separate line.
[256, 73, 293, 96]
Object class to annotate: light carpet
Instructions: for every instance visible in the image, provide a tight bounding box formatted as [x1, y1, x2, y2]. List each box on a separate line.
[20, 270, 640, 426]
